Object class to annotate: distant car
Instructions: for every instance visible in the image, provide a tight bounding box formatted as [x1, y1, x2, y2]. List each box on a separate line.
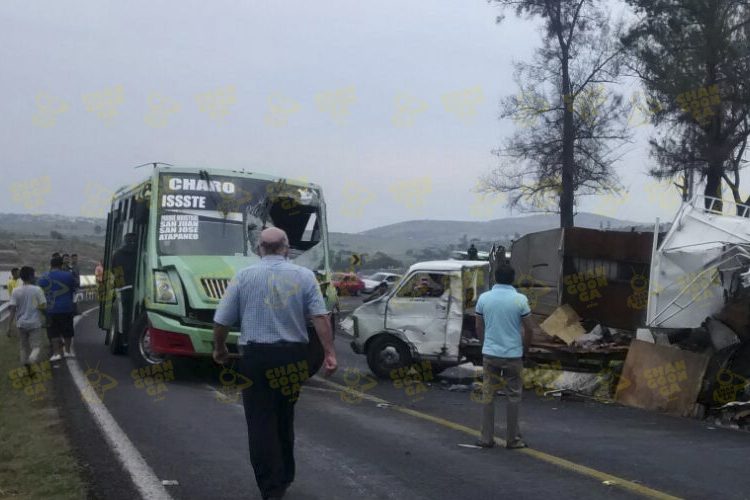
[362, 272, 402, 293]
[332, 272, 365, 296]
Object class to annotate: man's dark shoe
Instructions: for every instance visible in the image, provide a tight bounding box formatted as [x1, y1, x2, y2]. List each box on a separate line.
[475, 440, 496, 448]
[506, 438, 528, 449]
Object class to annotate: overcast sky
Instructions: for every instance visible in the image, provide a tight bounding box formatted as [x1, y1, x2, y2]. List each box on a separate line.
[1, 0, 688, 232]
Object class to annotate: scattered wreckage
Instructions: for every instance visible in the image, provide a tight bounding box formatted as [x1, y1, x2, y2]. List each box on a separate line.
[515, 195, 750, 425]
[343, 195, 750, 429]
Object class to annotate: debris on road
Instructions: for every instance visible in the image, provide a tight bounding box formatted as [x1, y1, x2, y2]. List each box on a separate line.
[540, 305, 586, 345]
[615, 340, 710, 417]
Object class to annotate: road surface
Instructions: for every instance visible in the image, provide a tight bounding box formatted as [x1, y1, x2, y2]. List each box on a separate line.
[52, 304, 750, 500]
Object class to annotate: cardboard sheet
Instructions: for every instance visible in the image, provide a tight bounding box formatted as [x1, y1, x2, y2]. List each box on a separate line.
[540, 305, 586, 345]
[615, 340, 710, 417]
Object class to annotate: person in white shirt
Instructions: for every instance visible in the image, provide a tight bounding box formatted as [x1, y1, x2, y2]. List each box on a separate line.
[6, 266, 47, 369]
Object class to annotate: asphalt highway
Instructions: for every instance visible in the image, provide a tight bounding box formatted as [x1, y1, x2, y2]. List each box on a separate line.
[54, 302, 750, 500]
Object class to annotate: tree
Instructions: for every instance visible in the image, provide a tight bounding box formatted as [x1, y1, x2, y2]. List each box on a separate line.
[50, 230, 64, 240]
[94, 224, 103, 234]
[480, 0, 632, 228]
[624, 0, 750, 212]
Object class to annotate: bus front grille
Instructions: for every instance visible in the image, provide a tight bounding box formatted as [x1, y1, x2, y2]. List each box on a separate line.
[201, 278, 230, 300]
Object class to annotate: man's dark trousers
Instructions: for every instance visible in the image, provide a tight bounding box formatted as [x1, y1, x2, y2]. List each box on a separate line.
[239, 342, 309, 499]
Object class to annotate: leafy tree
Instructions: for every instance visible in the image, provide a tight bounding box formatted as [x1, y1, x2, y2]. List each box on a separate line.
[624, 0, 750, 212]
[481, 0, 632, 228]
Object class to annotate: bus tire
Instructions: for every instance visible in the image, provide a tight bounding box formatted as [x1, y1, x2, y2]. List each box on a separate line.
[129, 314, 166, 368]
[106, 303, 126, 355]
[366, 335, 412, 379]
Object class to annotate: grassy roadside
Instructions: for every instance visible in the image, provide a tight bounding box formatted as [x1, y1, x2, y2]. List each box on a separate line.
[0, 321, 87, 499]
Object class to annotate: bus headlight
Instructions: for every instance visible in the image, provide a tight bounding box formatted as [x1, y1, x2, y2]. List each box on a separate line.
[154, 271, 177, 304]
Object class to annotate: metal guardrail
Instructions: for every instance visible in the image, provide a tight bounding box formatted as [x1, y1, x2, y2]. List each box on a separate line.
[0, 284, 99, 324]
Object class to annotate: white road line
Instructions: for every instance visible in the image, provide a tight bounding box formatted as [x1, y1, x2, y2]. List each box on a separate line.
[68, 307, 174, 500]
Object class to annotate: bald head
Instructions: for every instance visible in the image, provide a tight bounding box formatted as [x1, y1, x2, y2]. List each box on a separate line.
[259, 227, 289, 256]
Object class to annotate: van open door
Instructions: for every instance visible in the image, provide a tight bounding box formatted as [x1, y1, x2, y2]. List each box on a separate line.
[384, 271, 463, 362]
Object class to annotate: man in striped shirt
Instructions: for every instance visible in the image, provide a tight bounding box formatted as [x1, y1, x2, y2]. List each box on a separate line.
[213, 227, 337, 500]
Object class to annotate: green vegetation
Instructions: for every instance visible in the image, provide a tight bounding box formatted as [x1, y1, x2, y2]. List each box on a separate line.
[0, 327, 87, 499]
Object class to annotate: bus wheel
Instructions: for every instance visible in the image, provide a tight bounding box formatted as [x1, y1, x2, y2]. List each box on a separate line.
[367, 335, 412, 379]
[105, 303, 126, 355]
[107, 321, 126, 355]
[129, 315, 166, 368]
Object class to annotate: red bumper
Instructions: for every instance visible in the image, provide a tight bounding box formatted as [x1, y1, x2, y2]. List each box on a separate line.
[148, 327, 196, 355]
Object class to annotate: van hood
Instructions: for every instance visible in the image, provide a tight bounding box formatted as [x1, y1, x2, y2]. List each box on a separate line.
[159, 255, 259, 307]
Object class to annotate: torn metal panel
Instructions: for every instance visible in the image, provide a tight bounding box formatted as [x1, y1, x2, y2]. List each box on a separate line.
[648, 196, 750, 329]
[511, 227, 654, 330]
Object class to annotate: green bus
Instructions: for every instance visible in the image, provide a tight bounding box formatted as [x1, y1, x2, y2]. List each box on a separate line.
[98, 165, 337, 369]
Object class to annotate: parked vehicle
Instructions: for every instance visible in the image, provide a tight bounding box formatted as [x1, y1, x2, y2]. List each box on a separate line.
[98, 165, 337, 370]
[332, 272, 365, 296]
[362, 272, 402, 293]
[344, 260, 489, 378]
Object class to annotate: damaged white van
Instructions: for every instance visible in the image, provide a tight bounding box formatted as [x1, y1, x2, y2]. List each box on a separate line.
[344, 260, 490, 378]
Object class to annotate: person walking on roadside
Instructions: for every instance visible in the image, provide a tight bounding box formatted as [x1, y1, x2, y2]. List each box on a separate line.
[6, 266, 47, 370]
[37, 256, 79, 361]
[6, 267, 20, 337]
[213, 227, 337, 500]
[475, 264, 541, 449]
[7, 267, 20, 295]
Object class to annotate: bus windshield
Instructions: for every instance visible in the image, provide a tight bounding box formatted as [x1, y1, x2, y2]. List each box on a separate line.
[156, 171, 325, 267]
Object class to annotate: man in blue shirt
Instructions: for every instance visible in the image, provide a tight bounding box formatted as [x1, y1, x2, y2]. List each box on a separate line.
[475, 264, 541, 449]
[37, 256, 79, 361]
[213, 227, 337, 500]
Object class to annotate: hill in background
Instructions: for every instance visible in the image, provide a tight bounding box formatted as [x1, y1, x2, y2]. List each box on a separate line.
[0, 211, 649, 274]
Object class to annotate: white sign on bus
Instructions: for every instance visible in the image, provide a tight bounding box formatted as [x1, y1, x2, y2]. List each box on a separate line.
[167, 177, 236, 194]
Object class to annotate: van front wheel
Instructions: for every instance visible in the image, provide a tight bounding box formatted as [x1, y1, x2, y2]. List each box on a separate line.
[129, 314, 166, 368]
[367, 336, 412, 379]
